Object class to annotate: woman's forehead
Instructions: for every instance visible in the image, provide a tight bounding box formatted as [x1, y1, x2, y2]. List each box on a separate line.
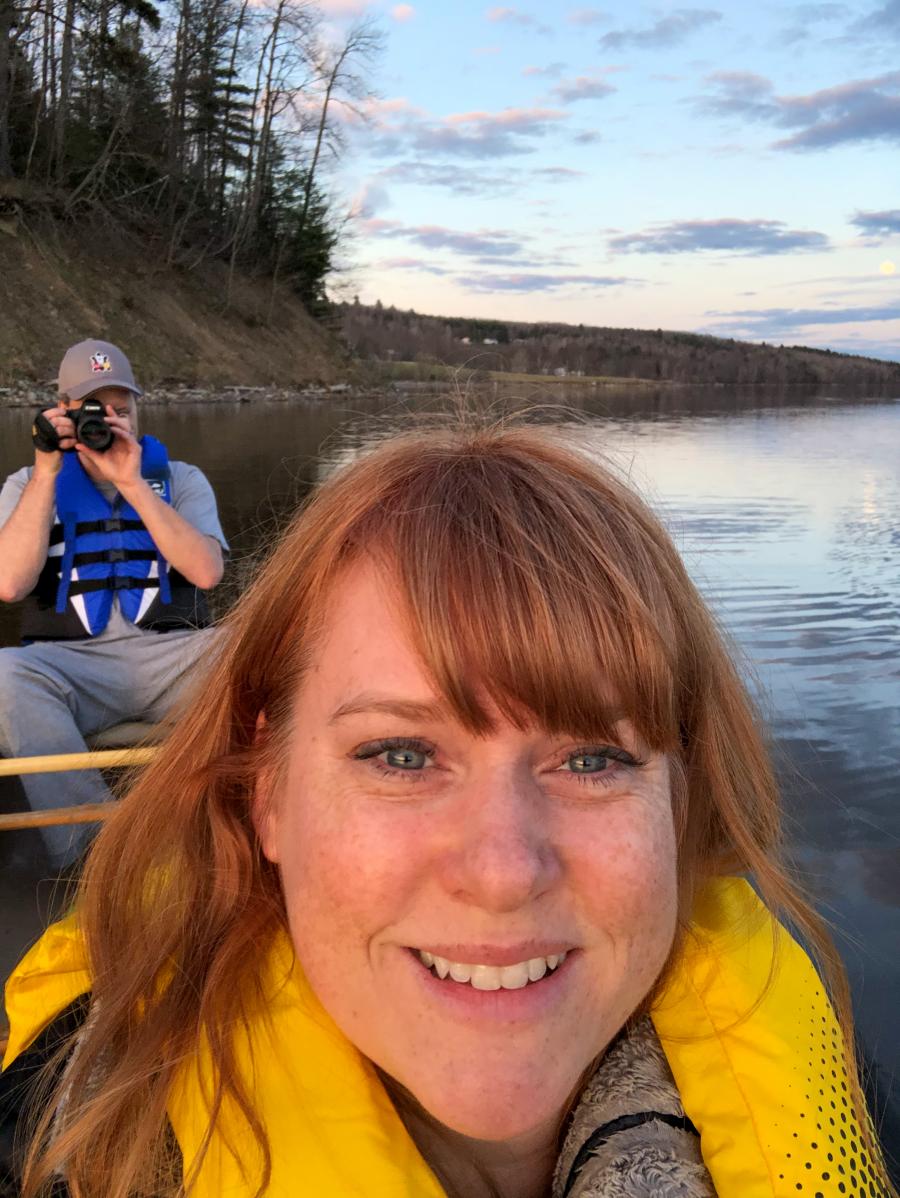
[306, 562, 447, 696]
[299, 560, 635, 741]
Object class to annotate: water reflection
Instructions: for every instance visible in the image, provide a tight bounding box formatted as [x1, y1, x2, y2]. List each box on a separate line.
[0, 389, 898, 1110]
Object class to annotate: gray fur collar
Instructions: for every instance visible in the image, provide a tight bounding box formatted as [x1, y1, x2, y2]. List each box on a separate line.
[552, 1016, 716, 1198]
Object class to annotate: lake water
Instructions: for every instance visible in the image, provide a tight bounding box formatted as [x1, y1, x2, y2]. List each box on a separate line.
[1, 386, 898, 1142]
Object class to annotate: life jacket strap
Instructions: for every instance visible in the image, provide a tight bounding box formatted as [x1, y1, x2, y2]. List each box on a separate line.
[66, 576, 161, 596]
[55, 511, 80, 614]
[70, 549, 158, 566]
[48, 517, 146, 545]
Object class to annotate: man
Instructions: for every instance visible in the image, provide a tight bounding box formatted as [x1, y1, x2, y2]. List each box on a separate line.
[0, 339, 227, 867]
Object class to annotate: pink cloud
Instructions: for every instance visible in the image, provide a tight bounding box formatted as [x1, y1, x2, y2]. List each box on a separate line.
[391, 3, 415, 19]
[445, 106, 566, 129]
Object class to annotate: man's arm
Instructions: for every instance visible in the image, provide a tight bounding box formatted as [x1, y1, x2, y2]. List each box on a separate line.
[116, 478, 224, 589]
[0, 406, 77, 603]
[0, 471, 57, 603]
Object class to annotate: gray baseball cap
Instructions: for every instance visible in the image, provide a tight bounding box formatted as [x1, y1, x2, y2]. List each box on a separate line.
[57, 339, 144, 402]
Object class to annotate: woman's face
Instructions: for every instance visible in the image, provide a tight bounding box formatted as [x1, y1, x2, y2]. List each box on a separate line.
[257, 561, 678, 1142]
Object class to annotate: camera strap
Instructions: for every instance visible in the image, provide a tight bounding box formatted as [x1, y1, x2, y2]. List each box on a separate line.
[31, 410, 61, 454]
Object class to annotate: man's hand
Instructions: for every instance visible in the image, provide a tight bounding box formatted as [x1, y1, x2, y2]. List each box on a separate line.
[33, 406, 76, 478]
[74, 405, 142, 489]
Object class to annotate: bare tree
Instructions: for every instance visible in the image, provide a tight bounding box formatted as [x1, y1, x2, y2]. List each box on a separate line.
[0, 0, 13, 177]
[298, 18, 381, 237]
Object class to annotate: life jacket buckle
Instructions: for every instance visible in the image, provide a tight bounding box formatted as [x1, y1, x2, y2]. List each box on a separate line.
[107, 548, 126, 563]
[103, 518, 123, 533]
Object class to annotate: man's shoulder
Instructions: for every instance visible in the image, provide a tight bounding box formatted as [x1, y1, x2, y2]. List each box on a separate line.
[168, 461, 211, 486]
[2, 465, 34, 490]
[0, 467, 35, 526]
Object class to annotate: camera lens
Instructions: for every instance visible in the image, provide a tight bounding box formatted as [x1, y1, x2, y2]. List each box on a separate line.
[78, 418, 113, 451]
[75, 399, 113, 452]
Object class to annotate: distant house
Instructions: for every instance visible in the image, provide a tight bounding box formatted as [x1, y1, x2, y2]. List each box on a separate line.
[483, 338, 499, 345]
[460, 336, 471, 344]
[553, 367, 567, 377]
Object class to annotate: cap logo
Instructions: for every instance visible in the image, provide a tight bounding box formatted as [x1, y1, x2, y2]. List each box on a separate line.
[90, 352, 112, 373]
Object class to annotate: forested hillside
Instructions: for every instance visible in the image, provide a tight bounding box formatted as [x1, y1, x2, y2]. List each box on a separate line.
[0, 219, 345, 388]
[1, 0, 380, 312]
[339, 302, 900, 387]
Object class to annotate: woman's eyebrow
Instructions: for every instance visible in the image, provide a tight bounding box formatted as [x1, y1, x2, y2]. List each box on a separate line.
[328, 694, 447, 724]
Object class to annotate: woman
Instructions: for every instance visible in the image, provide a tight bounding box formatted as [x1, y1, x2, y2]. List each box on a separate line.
[1, 421, 893, 1198]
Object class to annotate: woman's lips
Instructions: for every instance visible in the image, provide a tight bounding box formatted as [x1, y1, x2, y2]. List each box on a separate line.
[405, 945, 577, 1020]
[416, 948, 567, 989]
[412, 942, 574, 968]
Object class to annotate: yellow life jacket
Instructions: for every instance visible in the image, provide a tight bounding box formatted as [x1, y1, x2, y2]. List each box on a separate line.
[2, 877, 879, 1197]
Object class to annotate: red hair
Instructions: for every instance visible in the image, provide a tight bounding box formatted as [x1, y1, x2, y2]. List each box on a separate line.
[22, 420, 892, 1196]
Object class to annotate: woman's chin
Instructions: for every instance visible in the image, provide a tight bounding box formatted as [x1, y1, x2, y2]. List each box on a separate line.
[403, 1072, 575, 1143]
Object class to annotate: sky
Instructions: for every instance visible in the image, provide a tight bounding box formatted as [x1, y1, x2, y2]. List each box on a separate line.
[324, 0, 899, 359]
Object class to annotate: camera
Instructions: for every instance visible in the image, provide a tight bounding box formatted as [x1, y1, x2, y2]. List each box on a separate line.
[32, 397, 114, 454]
[71, 397, 114, 452]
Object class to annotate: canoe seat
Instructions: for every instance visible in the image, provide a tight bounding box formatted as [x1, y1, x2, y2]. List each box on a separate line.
[86, 722, 163, 750]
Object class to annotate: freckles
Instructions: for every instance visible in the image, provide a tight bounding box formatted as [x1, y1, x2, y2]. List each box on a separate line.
[572, 807, 677, 936]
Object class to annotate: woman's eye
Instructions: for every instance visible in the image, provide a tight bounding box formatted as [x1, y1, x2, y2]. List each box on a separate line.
[553, 745, 643, 786]
[566, 752, 609, 774]
[383, 746, 429, 770]
[352, 739, 435, 779]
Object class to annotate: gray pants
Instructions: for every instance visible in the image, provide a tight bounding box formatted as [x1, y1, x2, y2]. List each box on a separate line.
[0, 628, 218, 866]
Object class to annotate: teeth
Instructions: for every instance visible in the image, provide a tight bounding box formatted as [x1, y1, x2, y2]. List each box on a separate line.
[471, 965, 501, 990]
[527, 956, 547, 982]
[417, 950, 567, 989]
[498, 962, 530, 989]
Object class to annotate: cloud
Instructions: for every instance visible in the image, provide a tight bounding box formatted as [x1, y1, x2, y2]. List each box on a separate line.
[779, 3, 847, 43]
[366, 104, 569, 160]
[365, 221, 526, 259]
[390, 3, 415, 20]
[697, 70, 900, 151]
[374, 257, 449, 275]
[794, 2, 847, 16]
[523, 61, 567, 77]
[417, 107, 568, 158]
[851, 0, 900, 36]
[567, 7, 609, 25]
[532, 165, 587, 178]
[699, 71, 777, 120]
[551, 73, 617, 103]
[773, 72, 900, 150]
[485, 5, 551, 32]
[599, 8, 721, 50]
[350, 180, 390, 218]
[850, 209, 900, 238]
[609, 218, 830, 255]
[704, 304, 900, 340]
[370, 160, 585, 199]
[455, 272, 636, 292]
[572, 129, 603, 144]
[379, 161, 516, 196]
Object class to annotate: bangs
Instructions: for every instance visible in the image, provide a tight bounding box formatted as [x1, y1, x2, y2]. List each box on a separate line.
[343, 435, 684, 753]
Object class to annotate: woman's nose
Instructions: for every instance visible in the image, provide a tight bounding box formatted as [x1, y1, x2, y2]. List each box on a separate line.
[437, 769, 562, 913]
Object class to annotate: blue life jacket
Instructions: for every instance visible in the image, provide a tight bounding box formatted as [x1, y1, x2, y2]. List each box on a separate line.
[20, 437, 210, 642]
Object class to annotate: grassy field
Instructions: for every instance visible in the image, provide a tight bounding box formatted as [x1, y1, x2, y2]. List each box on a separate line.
[372, 360, 663, 386]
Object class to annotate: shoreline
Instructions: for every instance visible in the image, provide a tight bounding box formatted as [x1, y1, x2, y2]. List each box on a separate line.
[2, 373, 898, 409]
